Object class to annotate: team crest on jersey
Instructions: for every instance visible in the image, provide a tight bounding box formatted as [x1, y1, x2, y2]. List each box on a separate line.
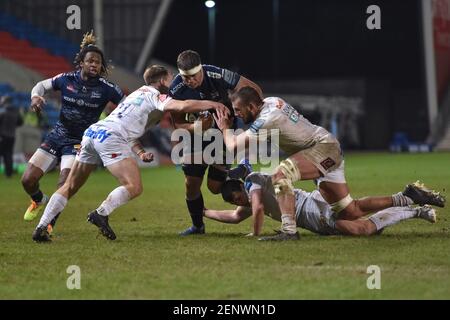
[249, 119, 265, 133]
[159, 94, 168, 102]
[91, 91, 102, 99]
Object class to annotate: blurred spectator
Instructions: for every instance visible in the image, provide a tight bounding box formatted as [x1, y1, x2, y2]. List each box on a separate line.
[0, 95, 23, 177]
[15, 105, 48, 159]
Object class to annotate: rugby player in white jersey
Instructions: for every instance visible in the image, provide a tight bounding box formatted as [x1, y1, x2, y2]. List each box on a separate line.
[205, 173, 438, 237]
[214, 87, 446, 240]
[31, 65, 229, 242]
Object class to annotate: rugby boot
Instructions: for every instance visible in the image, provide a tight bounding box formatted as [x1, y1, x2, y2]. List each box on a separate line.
[87, 210, 116, 240]
[403, 181, 445, 207]
[24, 195, 49, 221]
[179, 224, 205, 236]
[32, 225, 51, 242]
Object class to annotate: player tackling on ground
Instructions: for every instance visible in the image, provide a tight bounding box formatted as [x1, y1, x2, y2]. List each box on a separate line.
[214, 87, 446, 240]
[31, 65, 229, 242]
[205, 173, 443, 237]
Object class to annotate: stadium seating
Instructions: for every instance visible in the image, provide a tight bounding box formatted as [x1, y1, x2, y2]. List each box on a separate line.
[0, 11, 76, 78]
[0, 81, 59, 127]
[0, 11, 78, 61]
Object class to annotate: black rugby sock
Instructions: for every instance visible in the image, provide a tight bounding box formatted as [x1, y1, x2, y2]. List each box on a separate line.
[31, 190, 44, 203]
[186, 194, 204, 228]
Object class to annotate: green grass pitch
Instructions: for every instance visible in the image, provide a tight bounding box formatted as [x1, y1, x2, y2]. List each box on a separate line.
[0, 152, 449, 299]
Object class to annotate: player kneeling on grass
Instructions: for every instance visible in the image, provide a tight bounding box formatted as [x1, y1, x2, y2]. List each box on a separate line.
[204, 172, 445, 238]
[32, 65, 229, 242]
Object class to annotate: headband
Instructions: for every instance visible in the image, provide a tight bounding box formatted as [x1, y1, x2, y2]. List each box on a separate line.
[178, 64, 202, 76]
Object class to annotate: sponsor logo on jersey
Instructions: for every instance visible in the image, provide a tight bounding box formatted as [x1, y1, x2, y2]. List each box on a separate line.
[289, 113, 299, 123]
[63, 96, 76, 103]
[249, 119, 265, 133]
[74, 99, 99, 108]
[84, 128, 111, 142]
[40, 142, 57, 155]
[111, 153, 122, 158]
[222, 69, 236, 85]
[206, 71, 222, 79]
[170, 82, 184, 95]
[320, 157, 336, 171]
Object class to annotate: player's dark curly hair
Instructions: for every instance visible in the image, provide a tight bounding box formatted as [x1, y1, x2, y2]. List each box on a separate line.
[73, 30, 108, 77]
[221, 179, 244, 203]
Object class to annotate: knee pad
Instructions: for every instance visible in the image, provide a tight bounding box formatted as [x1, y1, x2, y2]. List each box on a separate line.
[277, 158, 301, 182]
[273, 178, 295, 196]
[330, 194, 353, 214]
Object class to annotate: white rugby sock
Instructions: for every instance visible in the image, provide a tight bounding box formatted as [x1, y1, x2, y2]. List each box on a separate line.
[392, 192, 413, 207]
[281, 214, 297, 234]
[368, 207, 417, 231]
[37, 193, 67, 228]
[96, 186, 130, 216]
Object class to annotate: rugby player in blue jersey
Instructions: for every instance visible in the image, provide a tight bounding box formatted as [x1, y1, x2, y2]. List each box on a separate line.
[169, 50, 262, 236]
[21, 31, 124, 232]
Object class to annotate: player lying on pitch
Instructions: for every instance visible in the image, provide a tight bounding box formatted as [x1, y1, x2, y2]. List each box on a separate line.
[204, 172, 444, 238]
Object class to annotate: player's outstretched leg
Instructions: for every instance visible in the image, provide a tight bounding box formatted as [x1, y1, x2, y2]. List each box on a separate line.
[416, 205, 437, 223]
[31, 161, 96, 242]
[87, 157, 142, 240]
[403, 181, 445, 207]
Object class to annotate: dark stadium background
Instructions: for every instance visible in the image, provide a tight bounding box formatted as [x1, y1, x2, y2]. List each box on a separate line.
[0, 0, 448, 153]
[155, 0, 428, 149]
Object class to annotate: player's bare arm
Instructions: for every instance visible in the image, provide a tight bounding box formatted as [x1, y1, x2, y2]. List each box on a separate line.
[30, 78, 53, 113]
[164, 99, 229, 114]
[204, 206, 251, 224]
[131, 140, 154, 163]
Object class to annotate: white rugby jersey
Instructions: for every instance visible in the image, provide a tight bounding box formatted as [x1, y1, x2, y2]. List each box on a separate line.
[243, 172, 338, 235]
[245, 97, 331, 154]
[98, 85, 172, 141]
